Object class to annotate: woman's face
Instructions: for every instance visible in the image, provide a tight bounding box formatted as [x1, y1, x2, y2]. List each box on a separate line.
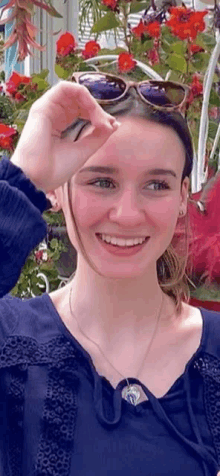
[61, 116, 190, 278]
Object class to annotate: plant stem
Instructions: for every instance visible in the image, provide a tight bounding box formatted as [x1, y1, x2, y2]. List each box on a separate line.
[121, 2, 130, 52]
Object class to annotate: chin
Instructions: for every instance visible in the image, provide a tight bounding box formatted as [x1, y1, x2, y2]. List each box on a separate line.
[90, 261, 152, 279]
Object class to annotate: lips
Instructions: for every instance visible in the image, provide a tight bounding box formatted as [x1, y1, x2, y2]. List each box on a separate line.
[96, 233, 150, 257]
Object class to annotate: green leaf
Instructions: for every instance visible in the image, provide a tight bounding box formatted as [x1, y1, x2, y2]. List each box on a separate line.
[130, 1, 150, 13]
[15, 109, 29, 123]
[161, 26, 178, 44]
[209, 88, 220, 107]
[166, 54, 187, 73]
[98, 3, 109, 11]
[32, 77, 49, 91]
[213, 74, 219, 82]
[170, 41, 186, 56]
[208, 120, 219, 140]
[199, 32, 216, 48]
[54, 64, 69, 80]
[42, 1, 63, 18]
[161, 39, 171, 54]
[50, 238, 58, 249]
[31, 69, 49, 80]
[97, 47, 127, 56]
[190, 52, 210, 72]
[168, 71, 182, 82]
[91, 11, 121, 33]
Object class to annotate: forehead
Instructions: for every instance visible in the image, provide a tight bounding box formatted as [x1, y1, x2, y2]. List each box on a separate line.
[78, 115, 185, 172]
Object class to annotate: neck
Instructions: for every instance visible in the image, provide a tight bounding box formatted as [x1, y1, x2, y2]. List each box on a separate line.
[67, 261, 177, 351]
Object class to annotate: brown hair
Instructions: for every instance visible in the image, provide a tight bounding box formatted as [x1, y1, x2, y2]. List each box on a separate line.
[65, 91, 195, 316]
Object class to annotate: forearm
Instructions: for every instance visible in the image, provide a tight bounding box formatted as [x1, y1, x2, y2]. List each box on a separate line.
[0, 157, 51, 297]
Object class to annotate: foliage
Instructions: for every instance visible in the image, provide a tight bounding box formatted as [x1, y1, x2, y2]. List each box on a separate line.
[10, 237, 67, 298]
[53, 0, 220, 165]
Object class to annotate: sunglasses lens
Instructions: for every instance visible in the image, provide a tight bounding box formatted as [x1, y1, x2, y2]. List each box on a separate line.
[78, 73, 126, 100]
[139, 81, 185, 107]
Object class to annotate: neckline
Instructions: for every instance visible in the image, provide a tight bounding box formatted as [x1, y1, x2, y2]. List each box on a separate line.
[43, 293, 208, 406]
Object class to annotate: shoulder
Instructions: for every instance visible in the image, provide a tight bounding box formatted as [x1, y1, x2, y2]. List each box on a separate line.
[0, 293, 59, 345]
[190, 303, 220, 358]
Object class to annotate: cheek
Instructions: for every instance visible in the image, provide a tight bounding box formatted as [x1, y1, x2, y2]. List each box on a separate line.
[147, 197, 179, 229]
[71, 190, 107, 232]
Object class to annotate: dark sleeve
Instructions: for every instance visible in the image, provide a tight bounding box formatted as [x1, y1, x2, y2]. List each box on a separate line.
[0, 156, 52, 297]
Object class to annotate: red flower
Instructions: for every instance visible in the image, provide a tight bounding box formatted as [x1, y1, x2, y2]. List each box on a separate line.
[146, 48, 160, 66]
[118, 52, 136, 73]
[6, 72, 32, 97]
[191, 74, 203, 95]
[14, 92, 26, 102]
[101, 0, 119, 11]
[0, 136, 14, 150]
[186, 74, 203, 105]
[145, 21, 161, 39]
[82, 40, 101, 59]
[166, 6, 208, 41]
[35, 250, 44, 263]
[29, 82, 38, 91]
[132, 20, 147, 38]
[190, 10, 208, 34]
[5, 81, 17, 96]
[56, 32, 76, 57]
[8, 72, 31, 87]
[188, 43, 205, 55]
[0, 124, 17, 151]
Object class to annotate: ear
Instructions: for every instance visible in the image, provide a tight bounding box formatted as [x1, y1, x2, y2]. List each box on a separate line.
[46, 190, 62, 212]
[180, 176, 190, 213]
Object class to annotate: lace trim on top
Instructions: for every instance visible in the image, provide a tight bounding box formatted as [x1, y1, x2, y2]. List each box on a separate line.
[0, 335, 83, 476]
[194, 353, 220, 468]
[1, 334, 220, 475]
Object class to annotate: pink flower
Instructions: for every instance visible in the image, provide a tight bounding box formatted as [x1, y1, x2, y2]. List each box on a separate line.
[0, 1, 61, 61]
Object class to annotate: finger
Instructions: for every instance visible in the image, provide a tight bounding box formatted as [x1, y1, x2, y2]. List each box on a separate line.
[33, 81, 117, 133]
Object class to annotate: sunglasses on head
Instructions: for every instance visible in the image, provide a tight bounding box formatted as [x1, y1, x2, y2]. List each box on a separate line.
[71, 71, 190, 112]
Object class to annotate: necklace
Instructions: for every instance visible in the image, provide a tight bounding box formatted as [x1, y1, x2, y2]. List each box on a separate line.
[68, 286, 164, 406]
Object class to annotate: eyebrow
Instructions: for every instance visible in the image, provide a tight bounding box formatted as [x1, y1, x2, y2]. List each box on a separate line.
[79, 166, 177, 178]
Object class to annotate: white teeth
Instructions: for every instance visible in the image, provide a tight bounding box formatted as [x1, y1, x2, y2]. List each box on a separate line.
[99, 234, 147, 247]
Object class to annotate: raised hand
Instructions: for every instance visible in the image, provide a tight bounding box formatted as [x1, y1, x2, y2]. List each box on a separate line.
[11, 80, 119, 193]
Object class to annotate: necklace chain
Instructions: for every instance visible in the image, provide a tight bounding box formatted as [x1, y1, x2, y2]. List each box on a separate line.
[68, 285, 164, 400]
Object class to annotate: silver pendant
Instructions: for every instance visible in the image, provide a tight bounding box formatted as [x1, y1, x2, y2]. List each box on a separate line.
[122, 384, 141, 406]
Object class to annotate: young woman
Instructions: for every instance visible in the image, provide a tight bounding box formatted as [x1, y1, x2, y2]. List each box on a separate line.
[0, 74, 220, 476]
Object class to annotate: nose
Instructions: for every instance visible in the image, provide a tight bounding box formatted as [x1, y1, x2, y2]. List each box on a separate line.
[109, 188, 146, 226]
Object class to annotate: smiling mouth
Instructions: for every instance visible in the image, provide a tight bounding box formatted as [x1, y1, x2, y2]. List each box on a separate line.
[96, 233, 149, 248]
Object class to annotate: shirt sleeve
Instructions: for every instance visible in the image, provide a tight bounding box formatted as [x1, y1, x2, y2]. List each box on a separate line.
[0, 156, 51, 297]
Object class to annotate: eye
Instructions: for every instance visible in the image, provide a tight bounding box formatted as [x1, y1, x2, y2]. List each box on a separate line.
[146, 180, 170, 191]
[88, 178, 115, 189]
[88, 178, 170, 191]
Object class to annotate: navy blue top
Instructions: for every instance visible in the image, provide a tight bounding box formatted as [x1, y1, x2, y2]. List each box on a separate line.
[0, 157, 220, 476]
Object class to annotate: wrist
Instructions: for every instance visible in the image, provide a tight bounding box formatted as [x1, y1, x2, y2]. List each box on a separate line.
[10, 153, 46, 193]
